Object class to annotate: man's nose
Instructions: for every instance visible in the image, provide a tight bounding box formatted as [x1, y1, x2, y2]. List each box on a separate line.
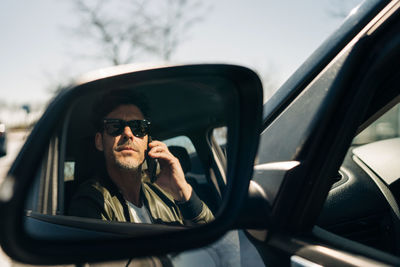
[121, 126, 134, 140]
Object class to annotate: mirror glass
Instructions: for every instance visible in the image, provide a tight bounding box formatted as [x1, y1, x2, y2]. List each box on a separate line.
[23, 71, 238, 239]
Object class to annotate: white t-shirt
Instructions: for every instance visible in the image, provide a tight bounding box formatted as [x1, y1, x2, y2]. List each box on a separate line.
[127, 201, 152, 223]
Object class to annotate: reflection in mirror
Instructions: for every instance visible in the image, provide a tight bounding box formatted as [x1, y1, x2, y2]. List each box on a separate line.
[25, 74, 238, 234]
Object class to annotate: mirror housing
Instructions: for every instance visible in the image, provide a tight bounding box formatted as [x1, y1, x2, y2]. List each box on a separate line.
[0, 64, 262, 265]
[0, 122, 7, 158]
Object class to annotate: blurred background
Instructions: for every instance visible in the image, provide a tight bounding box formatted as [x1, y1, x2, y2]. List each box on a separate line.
[0, 0, 363, 126]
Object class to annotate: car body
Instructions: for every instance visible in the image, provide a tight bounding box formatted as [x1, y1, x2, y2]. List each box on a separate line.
[2, 0, 400, 266]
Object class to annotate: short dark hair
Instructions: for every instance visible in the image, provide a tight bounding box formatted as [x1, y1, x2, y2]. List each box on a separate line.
[92, 89, 150, 132]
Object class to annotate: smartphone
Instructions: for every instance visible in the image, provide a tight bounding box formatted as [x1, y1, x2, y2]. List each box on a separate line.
[146, 136, 158, 183]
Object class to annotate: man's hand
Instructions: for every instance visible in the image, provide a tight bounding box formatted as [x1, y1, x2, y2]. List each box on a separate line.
[147, 140, 192, 201]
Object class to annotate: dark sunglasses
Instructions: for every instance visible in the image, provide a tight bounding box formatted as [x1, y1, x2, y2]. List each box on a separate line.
[103, 119, 151, 137]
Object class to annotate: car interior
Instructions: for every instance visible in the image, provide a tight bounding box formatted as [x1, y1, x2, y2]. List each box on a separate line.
[318, 80, 400, 254]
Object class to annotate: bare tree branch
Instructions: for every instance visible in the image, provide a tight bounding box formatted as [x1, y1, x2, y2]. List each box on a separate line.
[153, 0, 210, 61]
[67, 0, 210, 65]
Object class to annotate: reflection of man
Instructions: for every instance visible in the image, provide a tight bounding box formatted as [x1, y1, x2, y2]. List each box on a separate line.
[69, 90, 213, 225]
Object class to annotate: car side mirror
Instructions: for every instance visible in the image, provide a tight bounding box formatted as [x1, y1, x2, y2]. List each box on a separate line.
[0, 123, 7, 158]
[0, 64, 263, 265]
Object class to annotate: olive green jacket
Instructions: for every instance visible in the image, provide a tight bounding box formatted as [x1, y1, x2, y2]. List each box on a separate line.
[68, 176, 214, 225]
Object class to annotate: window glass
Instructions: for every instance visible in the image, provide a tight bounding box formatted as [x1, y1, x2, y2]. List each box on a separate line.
[319, 100, 400, 254]
[163, 135, 196, 155]
[212, 127, 227, 147]
[64, 161, 75, 182]
[353, 103, 400, 145]
[163, 135, 208, 177]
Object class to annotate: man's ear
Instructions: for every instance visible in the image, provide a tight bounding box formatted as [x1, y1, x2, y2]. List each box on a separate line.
[95, 132, 104, 151]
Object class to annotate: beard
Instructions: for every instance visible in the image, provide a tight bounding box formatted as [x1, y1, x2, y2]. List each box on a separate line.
[112, 139, 145, 172]
[114, 155, 143, 172]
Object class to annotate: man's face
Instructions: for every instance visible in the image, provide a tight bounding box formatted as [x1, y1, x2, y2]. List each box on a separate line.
[95, 104, 148, 172]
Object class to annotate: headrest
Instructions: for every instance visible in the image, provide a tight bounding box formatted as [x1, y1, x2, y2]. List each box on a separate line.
[168, 146, 191, 174]
[74, 136, 106, 183]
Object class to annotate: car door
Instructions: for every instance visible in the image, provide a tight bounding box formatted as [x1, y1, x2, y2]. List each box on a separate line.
[248, 1, 400, 266]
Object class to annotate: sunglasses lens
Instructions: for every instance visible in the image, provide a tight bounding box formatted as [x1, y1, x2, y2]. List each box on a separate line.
[103, 119, 150, 137]
[128, 120, 150, 137]
[104, 120, 124, 136]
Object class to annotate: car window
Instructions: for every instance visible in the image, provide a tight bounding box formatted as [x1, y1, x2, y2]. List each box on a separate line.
[162, 134, 207, 175]
[212, 126, 227, 147]
[211, 127, 227, 165]
[353, 103, 400, 145]
[318, 98, 400, 254]
[162, 135, 219, 210]
[163, 135, 196, 155]
[254, 47, 354, 205]
[64, 161, 74, 182]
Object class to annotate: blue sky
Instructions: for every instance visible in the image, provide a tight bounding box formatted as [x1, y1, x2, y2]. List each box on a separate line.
[0, 0, 361, 105]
